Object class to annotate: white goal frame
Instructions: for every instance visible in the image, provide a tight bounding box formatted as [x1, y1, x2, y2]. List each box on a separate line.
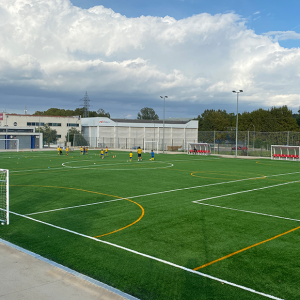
[0, 139, 19, 152]
[187, 143, 211, 155]
[0, 169, 9, 225]
[144, 141, 159, 154]
[271, 145, 300, 161]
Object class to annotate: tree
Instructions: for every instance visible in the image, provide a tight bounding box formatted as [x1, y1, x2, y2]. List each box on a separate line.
[34, 107, 110, 119]
[37, 124, 58, 147]
[199, 109, 231, 131]
[137, 107, 159, 120]
[97, 108, 110, 118]
[65, 128, 88, 146]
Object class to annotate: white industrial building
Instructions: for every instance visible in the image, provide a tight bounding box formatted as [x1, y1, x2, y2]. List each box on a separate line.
[81, 117, 198, 151]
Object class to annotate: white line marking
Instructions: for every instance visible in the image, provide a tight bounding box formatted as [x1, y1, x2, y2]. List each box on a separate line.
[24, 171, 300, 216]
[195, 203, 300, 222]
[10, 211, 284, 300]
[193, 180, 300, 203]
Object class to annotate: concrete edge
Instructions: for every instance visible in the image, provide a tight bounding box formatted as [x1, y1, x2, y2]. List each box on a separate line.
[0, 238, 140, 300]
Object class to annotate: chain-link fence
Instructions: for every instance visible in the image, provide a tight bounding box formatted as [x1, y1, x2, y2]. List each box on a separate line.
[79, 135, 197, 152]
[198, 131, 300, 157]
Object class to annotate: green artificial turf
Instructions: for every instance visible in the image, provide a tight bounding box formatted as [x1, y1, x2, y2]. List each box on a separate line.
[1, 150, 300, 299]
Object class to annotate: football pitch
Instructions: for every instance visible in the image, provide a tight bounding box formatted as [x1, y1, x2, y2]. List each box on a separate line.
[1, 150, 300, 300]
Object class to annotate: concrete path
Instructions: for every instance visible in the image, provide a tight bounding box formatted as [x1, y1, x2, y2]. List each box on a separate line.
[0, 239, 138, 300]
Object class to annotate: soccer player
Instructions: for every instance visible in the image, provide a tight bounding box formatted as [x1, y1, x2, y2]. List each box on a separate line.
[66, 146, 69, 156]
[105, 147, 108, 156]
[150, 150, 154, 161]
[137, 146, 142, 161]
[101, 149, 104, 159]
[80, 146, 83, 155]
[86, 147, 88, 155]
[129, 151, 133, 162]
[59, 146, 62, 155]
[57, 146, 60, 155]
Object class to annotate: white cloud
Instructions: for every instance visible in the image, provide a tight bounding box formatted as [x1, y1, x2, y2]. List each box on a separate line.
[0, 0, 300, 117]
[264, 30, 300, 41]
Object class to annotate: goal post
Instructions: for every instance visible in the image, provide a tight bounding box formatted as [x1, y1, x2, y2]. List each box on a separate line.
[271, 145, 300, 161]
[187, 143, 211, 155]
[144, 141, 159, 154]
[0, 169, 9, 225]
[0, 139, 19, 152]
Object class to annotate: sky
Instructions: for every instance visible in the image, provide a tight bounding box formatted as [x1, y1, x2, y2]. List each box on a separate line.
[1, 0, 300, 120]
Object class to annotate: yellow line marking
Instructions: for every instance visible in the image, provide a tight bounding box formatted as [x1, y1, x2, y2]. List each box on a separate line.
[12, 185, 145, 238]
[193, 225, 300, 271]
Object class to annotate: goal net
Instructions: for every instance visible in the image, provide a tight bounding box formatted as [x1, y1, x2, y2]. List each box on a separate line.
[188, 143, 211, 155]
[144, 141, 159, 154]
[0, 169, 9, 225]
[271, 145, 300, 160]
[0, 139, 19, 152]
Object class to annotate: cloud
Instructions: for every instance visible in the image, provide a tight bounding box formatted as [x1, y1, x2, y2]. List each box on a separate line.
[264, 30, 300, 41]
[0, 0, 300, 117]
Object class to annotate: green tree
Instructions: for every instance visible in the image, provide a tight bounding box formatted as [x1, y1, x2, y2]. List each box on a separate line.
[37, 124, 58, 147]
[34, 107, 110, 118]
[66, 128, 88, 146]
[97, 108, 110, 118]
[137, 107, 159, 120]
[199, 109, 231, 131]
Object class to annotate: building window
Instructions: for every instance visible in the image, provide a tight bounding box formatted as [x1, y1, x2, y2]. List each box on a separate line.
[57, 135, 62, 138]
[67, 123, 79, 127]
[13, 122, 17, 126]
[48, 123, 61, 127]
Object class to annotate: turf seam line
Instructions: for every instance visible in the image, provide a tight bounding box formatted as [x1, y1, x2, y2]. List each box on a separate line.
[9, 211, 283, 300]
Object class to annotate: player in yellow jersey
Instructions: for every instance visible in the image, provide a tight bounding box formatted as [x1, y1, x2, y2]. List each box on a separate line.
[57, 146, 60, 155]
[137, 146, 142, 161]
[66, 146, 69, 156]
[80, 146, 83, 155]
[100, 149, 104, 159]
[105, 147, 108, 156]
[129, 151, 133, 162]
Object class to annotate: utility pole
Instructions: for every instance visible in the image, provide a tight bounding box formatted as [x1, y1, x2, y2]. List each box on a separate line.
[81, 91, 90, 118]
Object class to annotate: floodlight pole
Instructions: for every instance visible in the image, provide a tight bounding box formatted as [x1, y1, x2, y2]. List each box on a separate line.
[232, 90, 243, 158]
[160, 96, 168, 153]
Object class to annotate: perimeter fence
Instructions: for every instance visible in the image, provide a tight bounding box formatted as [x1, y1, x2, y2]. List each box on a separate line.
[198, 131, 300, 157]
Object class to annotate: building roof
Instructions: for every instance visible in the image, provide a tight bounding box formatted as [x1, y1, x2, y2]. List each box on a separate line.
[111, 118, 190, 125]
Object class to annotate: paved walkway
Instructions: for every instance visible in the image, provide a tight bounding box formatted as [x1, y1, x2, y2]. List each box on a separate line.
[0, 239, 138, 300]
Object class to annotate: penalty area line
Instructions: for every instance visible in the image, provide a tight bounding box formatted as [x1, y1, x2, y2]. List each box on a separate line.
[195, 203, 300, 222]
[193, 180, 300, 203]
[10, 210, 283, 300]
